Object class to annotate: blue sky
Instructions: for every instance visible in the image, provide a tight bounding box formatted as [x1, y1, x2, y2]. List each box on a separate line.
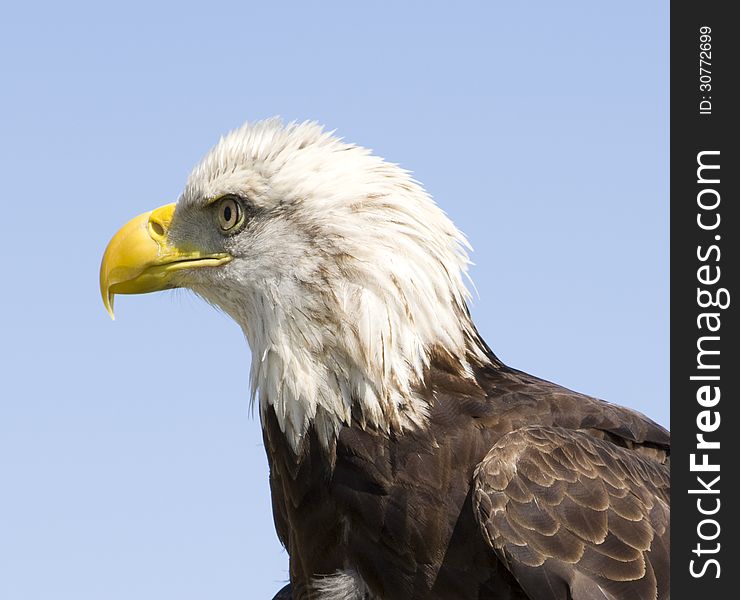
[0, 2, 668, 598]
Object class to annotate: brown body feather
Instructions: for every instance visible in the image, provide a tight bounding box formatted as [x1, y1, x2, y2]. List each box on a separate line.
[265, 354, 669, 600]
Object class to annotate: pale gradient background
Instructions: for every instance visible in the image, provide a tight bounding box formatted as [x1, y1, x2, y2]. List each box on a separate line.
[0, 2, 668, 598]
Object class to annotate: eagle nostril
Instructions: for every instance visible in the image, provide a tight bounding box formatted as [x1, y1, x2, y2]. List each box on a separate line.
[149, 220, 165, 239]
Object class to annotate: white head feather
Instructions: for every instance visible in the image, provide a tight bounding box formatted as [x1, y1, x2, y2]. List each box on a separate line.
[176, 119, 489, 452]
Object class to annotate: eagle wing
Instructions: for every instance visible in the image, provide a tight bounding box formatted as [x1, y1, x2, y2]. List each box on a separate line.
[472, 425, 670, 600]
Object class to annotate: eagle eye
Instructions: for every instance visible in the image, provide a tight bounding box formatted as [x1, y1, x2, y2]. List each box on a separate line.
[216, 196, 243, 232]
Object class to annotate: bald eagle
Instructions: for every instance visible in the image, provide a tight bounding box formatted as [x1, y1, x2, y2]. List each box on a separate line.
[100, 120, 669, 600]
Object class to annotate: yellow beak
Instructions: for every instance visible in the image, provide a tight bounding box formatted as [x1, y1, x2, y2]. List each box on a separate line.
[100, 203, 232, 319]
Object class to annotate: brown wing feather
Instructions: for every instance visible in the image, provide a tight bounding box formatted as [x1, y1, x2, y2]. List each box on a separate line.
[473, 425, 669, 600]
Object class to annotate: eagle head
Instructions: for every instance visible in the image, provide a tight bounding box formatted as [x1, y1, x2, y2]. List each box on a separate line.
[100, 119, 489, 450]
